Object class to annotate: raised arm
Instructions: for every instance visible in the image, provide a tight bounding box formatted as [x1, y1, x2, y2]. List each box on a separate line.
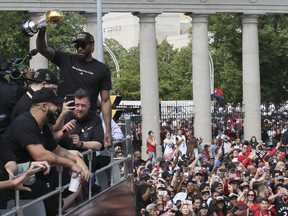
[36, 27, 56, 61]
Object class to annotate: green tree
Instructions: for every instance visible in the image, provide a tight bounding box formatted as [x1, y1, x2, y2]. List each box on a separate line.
[103, 38, 128, 92]
[169, 43, 192, 100]
[157, 40, 178, 100]
[112, 46, 140, 99]
[208, 14, 242, 103]
[0, 11, 29, 62]
[209, 14, 288, 104]
[258, 15, 288, 103]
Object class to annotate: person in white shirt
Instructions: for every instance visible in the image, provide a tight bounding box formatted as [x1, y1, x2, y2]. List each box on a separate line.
[176, 129, 187, 155]
[94, 100, 124, 169]
[163, 132, 174, 155]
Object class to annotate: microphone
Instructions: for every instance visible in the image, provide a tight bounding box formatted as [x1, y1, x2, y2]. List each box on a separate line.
[28, 49, 38, 59]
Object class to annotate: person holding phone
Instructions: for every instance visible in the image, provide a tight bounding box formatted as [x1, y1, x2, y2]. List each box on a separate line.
[60, 89, 104, 155]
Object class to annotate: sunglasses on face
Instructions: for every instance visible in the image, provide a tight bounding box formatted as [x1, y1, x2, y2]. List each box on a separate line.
[248, 194, 254, 197]
[74, 43, 87, 49]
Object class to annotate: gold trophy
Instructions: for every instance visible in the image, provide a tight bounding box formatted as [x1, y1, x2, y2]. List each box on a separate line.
[21, 10, 64, 37]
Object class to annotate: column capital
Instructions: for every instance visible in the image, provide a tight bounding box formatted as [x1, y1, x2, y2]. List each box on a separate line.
[132, 12, 160, 22]
[185, 12, 211, 18]
[84, 13, 97, 23]
[242, 14, 259, 24]
[185, 13, 210, 24]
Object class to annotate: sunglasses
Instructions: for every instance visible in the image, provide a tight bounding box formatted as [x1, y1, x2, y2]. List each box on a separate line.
[74, 43, 88, 49]
[248, 194, 254, 196]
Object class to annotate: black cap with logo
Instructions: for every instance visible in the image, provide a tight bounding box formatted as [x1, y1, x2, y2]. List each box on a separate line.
[32, 88, 63, 105]
[72, 32, 94, 43]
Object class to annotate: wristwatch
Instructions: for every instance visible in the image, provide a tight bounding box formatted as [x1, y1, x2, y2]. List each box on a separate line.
[79, 141, 84, 148]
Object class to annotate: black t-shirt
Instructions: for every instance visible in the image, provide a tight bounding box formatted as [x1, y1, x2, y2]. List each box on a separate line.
[274, 197, 288, 216]
[2, 112, 57, 163]
[60, 111, 104, 151]
[11, 88, 34, 122]
[0, 135, 16, 165]
[52, 51, 112, 110]
[135, 184, 151, 212]
[0, 77, 26, 134]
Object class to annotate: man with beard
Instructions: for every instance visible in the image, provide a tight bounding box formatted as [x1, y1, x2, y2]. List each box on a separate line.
[2, 88, 89, 215]
[60, 88, 104, 172]
[37, 30, 112, 148]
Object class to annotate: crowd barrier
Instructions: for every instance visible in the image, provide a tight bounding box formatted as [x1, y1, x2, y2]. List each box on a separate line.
[1, 117, 135, 216]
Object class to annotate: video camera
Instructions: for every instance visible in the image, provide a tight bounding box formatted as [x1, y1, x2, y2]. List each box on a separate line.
[0, 49, 38, 80]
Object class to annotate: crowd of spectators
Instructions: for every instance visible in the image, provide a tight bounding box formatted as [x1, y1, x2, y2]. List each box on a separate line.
[134, 128, 288, 216]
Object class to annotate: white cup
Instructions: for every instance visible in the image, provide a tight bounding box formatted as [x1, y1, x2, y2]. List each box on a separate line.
[68, 172, 81, 192]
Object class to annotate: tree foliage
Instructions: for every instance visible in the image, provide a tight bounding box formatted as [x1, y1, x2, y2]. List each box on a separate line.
[258, 15, 288, 103]
[110, 44, 141, 99]
[208, 14, 243, 103]
[209, 14, 288, 104]
[0, 11, 29, 62]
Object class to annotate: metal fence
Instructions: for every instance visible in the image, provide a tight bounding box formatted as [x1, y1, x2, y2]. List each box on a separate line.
[160, 101, 195, 121]
[1, 118, 134, 216]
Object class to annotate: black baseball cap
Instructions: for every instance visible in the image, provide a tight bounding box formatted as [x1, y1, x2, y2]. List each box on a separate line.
[73, 32, 94, 43]
[139, 173, 151, 181]
[31, 69, 59, 85]
[32, 88, 63, 105]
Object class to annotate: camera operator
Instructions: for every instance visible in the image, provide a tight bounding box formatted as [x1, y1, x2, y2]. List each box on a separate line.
[0, 56, 26, 135]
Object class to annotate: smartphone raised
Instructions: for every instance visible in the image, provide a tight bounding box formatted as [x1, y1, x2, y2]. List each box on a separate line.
[65, 94, 75, 108]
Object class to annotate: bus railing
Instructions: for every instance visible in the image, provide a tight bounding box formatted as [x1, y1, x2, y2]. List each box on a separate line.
[2, 133, 133, 216]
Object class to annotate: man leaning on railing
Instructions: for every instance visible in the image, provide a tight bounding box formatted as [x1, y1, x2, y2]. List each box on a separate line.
[1, 88, 89, 215]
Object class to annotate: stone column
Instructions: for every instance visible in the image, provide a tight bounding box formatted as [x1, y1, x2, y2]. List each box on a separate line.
[135, 13, 162, 159]
[85, 14, 98, 60]
[191, 14, 212, 144]
[242, 15, 261, 141]
[29, 13, 48, 70]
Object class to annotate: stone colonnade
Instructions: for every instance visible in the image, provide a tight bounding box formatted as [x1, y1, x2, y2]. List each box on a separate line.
[29, 13, 261, 158]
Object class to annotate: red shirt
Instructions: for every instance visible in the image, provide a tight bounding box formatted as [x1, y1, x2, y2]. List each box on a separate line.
[254, 209, 271, 216]
[215, 88, 224, 97]
[147, 140, 156, 152]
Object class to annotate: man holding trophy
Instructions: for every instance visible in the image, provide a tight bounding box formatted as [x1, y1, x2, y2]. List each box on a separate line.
[30, 11, 113, 148]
